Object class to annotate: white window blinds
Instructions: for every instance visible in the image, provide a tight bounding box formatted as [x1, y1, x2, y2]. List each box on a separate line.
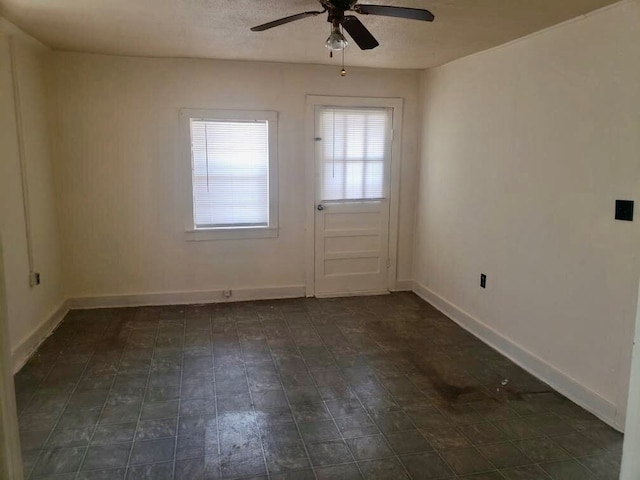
[319, 107, 390, 201]
[190, 119, 270, 228]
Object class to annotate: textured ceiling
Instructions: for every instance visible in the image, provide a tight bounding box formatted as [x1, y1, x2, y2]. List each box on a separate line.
[0, 0, 620, 69]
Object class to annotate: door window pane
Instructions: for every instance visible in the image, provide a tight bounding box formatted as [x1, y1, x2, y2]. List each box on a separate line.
[319, 107, 390, 201]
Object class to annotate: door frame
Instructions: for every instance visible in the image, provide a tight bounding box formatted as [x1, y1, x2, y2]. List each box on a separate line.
[621, 278, 640, 479]
[304, 95, 404, 297]
[0, 235, 24, 480]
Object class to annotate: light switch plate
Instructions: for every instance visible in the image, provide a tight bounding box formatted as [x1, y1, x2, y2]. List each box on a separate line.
[615, 200, 634, 221]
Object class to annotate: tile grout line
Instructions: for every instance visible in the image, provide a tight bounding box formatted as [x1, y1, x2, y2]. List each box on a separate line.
[415, 413, 595, 476]
[15, 353, 58, 420]
[122, 309, 162, 478]
[295, 303, 367, 479]
[353, 303, 557, 479]
[574, 454, 614, 479]
[211, 308, 223, 480]
[170, 307, 188, 478]
[23, 361, 72, 476]
[278, 309, 462, 471]
[377, 304, 482, 475]
[320, 301, 416, 479]
[238, 310, 273, 479]
[16, 295, 624, 480]
[73, 310, 135, 479]
[263, 306, 320, 480]
[344, 300, 500, 479]
[27, 314, 110, 480]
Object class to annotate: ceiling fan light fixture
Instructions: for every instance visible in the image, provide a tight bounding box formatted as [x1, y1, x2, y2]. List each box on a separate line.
[325, 25, 348, 51]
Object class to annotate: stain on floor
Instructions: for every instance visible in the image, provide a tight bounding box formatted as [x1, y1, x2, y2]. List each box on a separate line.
[14, 293, 623, 479]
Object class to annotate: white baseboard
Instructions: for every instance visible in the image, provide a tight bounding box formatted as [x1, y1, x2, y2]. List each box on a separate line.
[17, 283, 619, 430]
[315, 289, 390, 299]
[393, 280, 414, 292]
[11, 300, 69, 374]
[67, 285, 307, 310]
[412, 282, 621, 431]
[11, 285, 304, 371]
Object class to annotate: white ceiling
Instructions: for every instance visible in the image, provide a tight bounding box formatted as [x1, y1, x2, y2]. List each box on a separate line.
[0, 0, 620, 69]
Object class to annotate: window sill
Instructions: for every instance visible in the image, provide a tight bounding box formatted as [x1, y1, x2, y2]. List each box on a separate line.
[184, 227, 279, 241]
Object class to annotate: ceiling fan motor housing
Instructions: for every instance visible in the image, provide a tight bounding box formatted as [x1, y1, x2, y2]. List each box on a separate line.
[321, 0, 359, 11]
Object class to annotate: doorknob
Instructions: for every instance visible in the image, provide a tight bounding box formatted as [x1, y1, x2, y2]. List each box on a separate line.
[316, 204, 324, 211]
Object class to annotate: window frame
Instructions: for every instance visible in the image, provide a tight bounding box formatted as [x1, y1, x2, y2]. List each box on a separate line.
[181, 108, 279, 241]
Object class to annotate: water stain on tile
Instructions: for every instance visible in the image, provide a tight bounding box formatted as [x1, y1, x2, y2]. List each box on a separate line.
[14, 293, 624, 478]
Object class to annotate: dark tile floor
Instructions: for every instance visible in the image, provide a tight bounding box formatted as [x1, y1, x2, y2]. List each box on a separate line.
[14, 293, 623, 479]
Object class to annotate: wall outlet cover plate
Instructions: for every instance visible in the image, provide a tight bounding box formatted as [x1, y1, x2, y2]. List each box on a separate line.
[615, 200, 634, 221]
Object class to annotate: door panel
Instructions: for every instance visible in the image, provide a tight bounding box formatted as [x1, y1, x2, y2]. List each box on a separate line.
[325, 235, 379, 253]
[314, 106, 392, 297]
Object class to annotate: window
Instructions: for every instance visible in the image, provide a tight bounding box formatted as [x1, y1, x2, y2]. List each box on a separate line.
[183, 109, 278, 240]
[318, 107, 391, 202]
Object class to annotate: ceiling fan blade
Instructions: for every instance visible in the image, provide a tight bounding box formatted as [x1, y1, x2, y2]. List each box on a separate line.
[250, 10, 325, 32]
[342, 15, 379, 50]
[353, 4, 435, 22]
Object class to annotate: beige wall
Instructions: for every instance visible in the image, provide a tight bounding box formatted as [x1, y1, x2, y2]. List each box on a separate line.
[414, 0, 640, 428]
[48, 54, 420, 300]
[0, 21, 65, 368]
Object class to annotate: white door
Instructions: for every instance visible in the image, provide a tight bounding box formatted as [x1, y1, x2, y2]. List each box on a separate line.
[314, 106, 393, 297]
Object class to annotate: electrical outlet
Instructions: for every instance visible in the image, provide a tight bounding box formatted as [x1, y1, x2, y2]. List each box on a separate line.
[223, 289, 232, 298]
[29, 271, 41, 287]
[480, 274, 487, 289]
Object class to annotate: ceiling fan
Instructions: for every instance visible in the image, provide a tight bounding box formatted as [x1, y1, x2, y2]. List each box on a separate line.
[250, 0, 435, 52]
